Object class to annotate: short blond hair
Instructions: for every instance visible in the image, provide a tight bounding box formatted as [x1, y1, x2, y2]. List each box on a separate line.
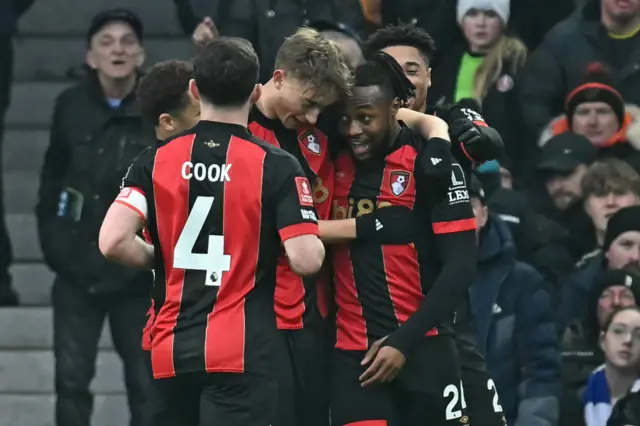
[275, 27, 353, 105]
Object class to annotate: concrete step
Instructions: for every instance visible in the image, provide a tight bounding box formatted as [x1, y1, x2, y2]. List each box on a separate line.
[3, 130, 49, 173]
[0, 308, 113, 349]
[19, 0, 184, 36]
[0, 350, 125, 393]
[6, 82, 71, 128]
[7, 213, 42, 262]
[14, 37, 193, 82]
[11, 263, 53, 306]
[5, 171, 38, 214]
[0, 394, 127, 426]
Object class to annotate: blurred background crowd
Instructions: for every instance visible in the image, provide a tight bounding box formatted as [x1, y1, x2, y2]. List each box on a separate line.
[1, 0, 640, 425]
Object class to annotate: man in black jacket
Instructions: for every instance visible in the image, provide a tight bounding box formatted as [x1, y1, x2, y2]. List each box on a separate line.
[36, 9, 153, 426]
[0, 0, 37, 305]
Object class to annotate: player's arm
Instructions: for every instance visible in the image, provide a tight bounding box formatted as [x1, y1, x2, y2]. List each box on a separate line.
[318, 205, 417, 245]
[384, 164, 478, 357]
[270, 152, 325, 276]
[98, 149, 155, 270]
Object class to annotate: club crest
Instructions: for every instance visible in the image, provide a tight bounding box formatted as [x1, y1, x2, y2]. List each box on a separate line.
[390, 171, 411, 196]
[299, 130, 321, 154]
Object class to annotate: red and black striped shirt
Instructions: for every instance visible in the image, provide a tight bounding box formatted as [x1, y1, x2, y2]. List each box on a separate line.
[116, 120, 319, 378]
[331, 126, 476, 351]
[248, 107, 334, 329]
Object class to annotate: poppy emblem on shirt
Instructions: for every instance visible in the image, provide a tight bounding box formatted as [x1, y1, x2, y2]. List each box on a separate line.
[299, 130, 321, 154]
[390, 171, 411, 196]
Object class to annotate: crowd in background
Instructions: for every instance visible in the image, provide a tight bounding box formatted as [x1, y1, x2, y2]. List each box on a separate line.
[1, 0, 640, 425]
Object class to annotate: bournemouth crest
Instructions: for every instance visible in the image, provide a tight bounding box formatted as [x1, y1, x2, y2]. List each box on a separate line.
[299, 130, 321, 154]
[390, 171, 411, 196]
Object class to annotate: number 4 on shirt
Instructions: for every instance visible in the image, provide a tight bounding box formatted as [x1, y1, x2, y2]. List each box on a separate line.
[173, 196, 231, 286]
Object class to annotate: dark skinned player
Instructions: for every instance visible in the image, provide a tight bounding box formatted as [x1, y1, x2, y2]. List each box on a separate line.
[366, 24, 507, 426]
[328, 51, 477, 426]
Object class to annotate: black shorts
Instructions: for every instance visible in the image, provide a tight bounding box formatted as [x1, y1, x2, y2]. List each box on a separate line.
[144, 371, 277, 426]
[274, 324, 331, 426]
[460, 364, 506, 426]
[331, 336, 468, 426]
[455, 331, 506, 426]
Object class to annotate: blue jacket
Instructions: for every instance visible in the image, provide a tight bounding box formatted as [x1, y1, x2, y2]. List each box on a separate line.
[471, 215, 561, 426]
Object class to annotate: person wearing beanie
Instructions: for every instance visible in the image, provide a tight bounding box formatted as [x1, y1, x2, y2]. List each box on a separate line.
[429, 0, 530, 180]
[603, 205, 640, 253]
[538, 62, 640, 173]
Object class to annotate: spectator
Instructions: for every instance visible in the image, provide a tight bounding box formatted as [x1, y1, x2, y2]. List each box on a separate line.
[429, 0, 530, 173]
[559, 205, 640, 337]
[529, 132, 598, 259]
[0, 0, 37, 305]
[468, 177, 561, 426]
[584, 306, 640, 426]
[488, 188, 575, 302]
[35, 9, 153, 426]
[182, 0, 336, 82]
[518, 0, 640, 137]
[539, 63, 640, 173]
[607, 381, 640, 425]
[582, 159, 640, 249]
[561, 270, 640, 426]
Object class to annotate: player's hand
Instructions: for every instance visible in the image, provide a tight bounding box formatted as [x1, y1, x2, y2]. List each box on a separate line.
[192, 17, 218, 45]
[359, 337, 406, 387]
[355, 205, 418, 245]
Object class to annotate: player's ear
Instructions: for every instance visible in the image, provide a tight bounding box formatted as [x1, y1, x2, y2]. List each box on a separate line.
[426, 67, 432, 88]
[189, 79, 200, 101]
[158, 113, 175, 133]
[390, 97, 401, 117]
[272, 69, 285, 90]
[250, 83, 262, 104]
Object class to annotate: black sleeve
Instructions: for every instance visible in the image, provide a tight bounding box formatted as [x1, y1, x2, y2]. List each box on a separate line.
[385, 162, 478, 356]
[172, 0, 203, 35]
[14, 0, 36, 17]
[267, 150, 320, 242]
[120, 147, 154, 194]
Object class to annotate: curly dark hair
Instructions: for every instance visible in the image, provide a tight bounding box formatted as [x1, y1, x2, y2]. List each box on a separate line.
[354, 51, 415, 104]
[365, 24, 437, 66]
[137, 60, 193, 124]
[193, 37, 260, 107]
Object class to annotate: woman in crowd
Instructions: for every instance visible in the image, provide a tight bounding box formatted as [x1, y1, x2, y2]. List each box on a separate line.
[583, 306, 640, 426]
[429, 0, 529, 176]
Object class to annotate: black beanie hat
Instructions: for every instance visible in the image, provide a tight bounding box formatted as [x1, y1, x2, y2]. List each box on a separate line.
[565, 62, 625, 130]
[603, 205, 640, 250]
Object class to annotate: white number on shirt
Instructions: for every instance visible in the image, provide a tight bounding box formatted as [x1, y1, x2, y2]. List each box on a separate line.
[487, 379, 503, 413]
[173, 196, 231, 286]
[443, 381, 467, 420]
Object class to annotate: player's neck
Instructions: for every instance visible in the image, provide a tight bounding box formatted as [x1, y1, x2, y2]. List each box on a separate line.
[255, 79, 280, 120]
[199, 102, 250, 128]
[385, 120, 401, 150]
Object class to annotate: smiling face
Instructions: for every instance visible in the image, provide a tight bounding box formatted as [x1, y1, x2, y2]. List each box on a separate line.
[380, 45, 430, 112]
[86, 21, 144, 80]
[338, 85, 399, 161]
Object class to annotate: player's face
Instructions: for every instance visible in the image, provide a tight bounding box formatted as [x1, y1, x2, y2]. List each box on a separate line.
[86, 22, 145, 80]
[339, 85, 398, 161]
[601, 309, 640, 370]
[272, 71, 333, 129]
[381, 45, 430, 112]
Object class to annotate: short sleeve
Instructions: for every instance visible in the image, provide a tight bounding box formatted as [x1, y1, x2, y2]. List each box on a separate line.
[115, 147, 154, 223]
[430, 162, 477, 235]
[266, 151, 320, 242]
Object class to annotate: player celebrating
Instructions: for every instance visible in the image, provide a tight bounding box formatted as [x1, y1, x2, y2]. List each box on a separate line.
[134, 59, 201, 373]
[329, 52, 478, 426]
[367, 24, 507, 426]
[98, 37, 324, 426]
